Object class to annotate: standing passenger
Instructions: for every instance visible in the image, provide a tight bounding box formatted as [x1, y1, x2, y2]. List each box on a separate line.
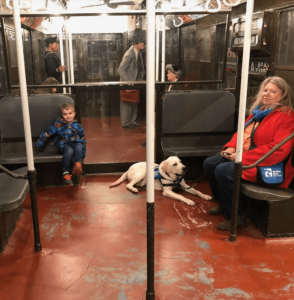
[118, 35, 145, 129]
[44, 36, 65, 93]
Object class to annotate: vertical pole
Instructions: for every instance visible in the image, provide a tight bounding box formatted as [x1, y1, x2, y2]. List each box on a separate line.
[59, 28, 66, 94]
[68, 29, 75, 84]
[161, 16, 166, 82]
[12, 0, 42, 252]
[229, 0, 254, 242]
[65, 18, 71, 93]
[146, 0, 156, 299]
[155, 15, 160, 81]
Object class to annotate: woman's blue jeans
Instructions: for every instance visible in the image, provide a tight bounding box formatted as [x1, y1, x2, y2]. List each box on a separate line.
[203, 154, 245, 219]
[61, 143, 83, 172]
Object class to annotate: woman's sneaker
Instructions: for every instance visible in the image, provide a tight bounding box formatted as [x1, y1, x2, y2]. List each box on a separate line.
[72, 162, 83, 175]
[63, 173, 73, 185]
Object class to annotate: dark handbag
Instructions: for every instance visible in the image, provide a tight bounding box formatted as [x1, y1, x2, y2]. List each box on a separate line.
[120, 90, 140, 103]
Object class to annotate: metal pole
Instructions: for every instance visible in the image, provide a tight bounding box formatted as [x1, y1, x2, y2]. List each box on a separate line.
[64, 18, 71, 93]
[146, 0, 156, 299]
[68, 28, 75, 84]
[11, 0, 42, 252]
[155, 15, 160, 81]
[161, 16, 166, 82]
[59, 28, 66, 94]
[229, 0, 254, 242]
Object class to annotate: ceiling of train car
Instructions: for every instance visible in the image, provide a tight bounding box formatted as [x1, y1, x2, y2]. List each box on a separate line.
[0, 0, 247, 33]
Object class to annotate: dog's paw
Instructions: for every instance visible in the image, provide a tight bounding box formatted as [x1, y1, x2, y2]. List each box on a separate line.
[126, 184, 138, 193]
[203, 195, 213, 201]
[186, 199, 195, 206]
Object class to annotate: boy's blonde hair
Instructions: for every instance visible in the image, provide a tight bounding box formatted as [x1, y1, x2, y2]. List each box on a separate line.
[60, 103, 75, 114]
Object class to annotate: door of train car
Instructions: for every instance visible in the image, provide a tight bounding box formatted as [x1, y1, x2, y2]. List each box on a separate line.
[74, 30, 147, 170]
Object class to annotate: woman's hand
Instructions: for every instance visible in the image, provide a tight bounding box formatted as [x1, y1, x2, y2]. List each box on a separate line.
[221, 147, 236, 161]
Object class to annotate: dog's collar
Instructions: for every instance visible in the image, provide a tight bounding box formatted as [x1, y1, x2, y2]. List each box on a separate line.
[159, 175, 184, 187]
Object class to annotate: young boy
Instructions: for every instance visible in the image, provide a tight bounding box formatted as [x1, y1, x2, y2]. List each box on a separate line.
[35, 103, 86, 185]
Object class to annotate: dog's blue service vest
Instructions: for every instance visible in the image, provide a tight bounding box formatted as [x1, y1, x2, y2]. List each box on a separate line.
[154, 166, 162, 179]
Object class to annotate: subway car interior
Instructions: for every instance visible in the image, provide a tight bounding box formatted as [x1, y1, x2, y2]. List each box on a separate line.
[1, 0, 294, 299]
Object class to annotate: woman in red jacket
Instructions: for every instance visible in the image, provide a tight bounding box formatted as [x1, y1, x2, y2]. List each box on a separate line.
[203, 76, 294, 231]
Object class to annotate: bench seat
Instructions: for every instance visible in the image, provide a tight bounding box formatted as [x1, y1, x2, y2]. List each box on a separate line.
[161, 134, 233, 157]
[241, 182, 294, 238]
[0, 167, 29, 212]
[0, 141, 62, 164]
[161, 90, 235, 158]
[0, 167, 29, 252]
[0, 95, 76, 186]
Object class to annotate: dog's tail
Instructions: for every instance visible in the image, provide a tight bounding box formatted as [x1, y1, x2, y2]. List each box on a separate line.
[109, 172, 128, 188]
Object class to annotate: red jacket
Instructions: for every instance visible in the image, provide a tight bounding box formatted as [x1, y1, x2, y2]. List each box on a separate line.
[224, 108, 294, 188]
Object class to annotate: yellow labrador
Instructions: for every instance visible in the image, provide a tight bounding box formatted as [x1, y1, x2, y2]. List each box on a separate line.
[109, 156, 212, 206]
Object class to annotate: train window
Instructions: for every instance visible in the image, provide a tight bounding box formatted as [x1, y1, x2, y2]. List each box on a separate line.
[276, 8, 294, 67]
[181, 31, 188, 59]
[199, 28, 212, 62]
[189, 31, 196, 59]
[6, 29, 17, 66]
[0, 30, 7, 94]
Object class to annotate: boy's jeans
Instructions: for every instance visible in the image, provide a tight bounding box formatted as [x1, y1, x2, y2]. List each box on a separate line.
[203, 154, 245, 219]
[62, 143, 83, 173]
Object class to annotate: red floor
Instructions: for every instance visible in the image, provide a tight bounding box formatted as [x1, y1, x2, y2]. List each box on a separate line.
[82, 117, 146, 164]
[1, 175, 294, 299]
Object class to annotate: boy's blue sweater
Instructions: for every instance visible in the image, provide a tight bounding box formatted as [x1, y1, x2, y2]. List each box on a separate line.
[36, 118, 86, 158]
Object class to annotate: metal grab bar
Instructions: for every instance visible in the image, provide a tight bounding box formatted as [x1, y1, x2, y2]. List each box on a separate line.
[242, 131, 294, 170]
[0, 164, 28, 179]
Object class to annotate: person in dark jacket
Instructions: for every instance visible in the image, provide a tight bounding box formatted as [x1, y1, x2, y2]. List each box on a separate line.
[44, 36, 65, 93]
[35, 103, 86, 185]
[118, 35, 145, 129]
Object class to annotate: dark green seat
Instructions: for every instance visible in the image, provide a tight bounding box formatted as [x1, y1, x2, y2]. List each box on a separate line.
[0, 167, 29, 252]
[161, 90, 235, 157]
[241, 180, 294, 238]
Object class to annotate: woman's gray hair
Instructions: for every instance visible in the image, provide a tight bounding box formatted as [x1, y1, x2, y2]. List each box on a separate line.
[166, 64, 182, 79]
[250, 76, 293, 113]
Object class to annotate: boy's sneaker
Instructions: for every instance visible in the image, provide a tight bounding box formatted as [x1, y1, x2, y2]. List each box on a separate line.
[72, 162, 83, 175]
[63, 173, 73, 185]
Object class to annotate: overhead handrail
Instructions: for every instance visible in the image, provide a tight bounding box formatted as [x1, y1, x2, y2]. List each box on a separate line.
[223, 0, 242, 7]
[173, 15, 183, 27]
[205, 0, 221, 13]
[205, 0, 242, 12]
[242, 132, 294, 170]
[6, 0, 32, 10]
[0, 165, 28, 179]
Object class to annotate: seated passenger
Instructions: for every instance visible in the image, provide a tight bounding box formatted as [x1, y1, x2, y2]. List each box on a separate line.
[35, 77, 59, 94]
[165, 64, 182, 91]
[203, 76, 294, 231]
[35, 103, 87, 185]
